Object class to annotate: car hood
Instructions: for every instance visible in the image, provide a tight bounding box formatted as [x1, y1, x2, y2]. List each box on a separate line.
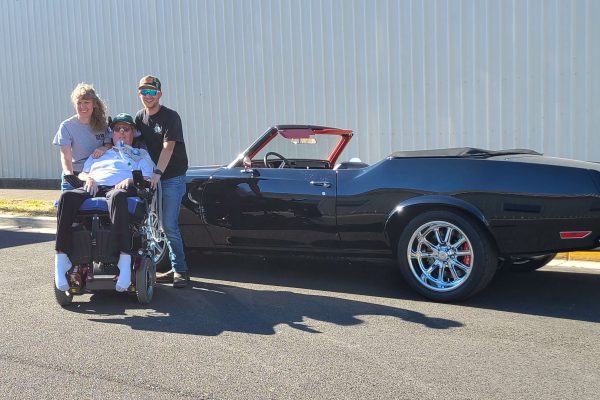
[186, 165, 224, 179]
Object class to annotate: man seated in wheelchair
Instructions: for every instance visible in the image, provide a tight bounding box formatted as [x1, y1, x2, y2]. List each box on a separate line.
[54, 113, 155, 293]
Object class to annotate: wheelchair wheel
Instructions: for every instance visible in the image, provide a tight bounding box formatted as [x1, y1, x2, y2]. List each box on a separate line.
[145, 207, 170, 272]
[149, 237, 170, 272]
[54, 286, 73, 307]
[135, 256, 156, 304]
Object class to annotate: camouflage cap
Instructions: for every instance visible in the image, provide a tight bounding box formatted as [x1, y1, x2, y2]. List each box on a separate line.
[138, 75, 161, 91]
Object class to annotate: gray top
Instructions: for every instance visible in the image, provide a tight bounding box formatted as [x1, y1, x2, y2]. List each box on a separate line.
[52, 115, 111, 171]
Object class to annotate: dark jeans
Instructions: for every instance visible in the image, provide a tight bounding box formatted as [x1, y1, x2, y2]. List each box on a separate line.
[55, 186, 137, 255]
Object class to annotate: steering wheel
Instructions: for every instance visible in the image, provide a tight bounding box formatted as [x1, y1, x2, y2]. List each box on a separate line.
[264, 151, 290, 168]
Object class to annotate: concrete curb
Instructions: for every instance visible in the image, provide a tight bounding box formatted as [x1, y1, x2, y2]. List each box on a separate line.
[554, 251, 600, 262]
[548, 258, 600, 270]
[0, 215, 56, 230]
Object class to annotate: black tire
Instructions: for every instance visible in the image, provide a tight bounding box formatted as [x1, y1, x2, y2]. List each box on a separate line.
[505, 253, 556, 273]
[135, 256, 156, 304]
[54, 286, 73, 307]
[397, 210, 497, 302]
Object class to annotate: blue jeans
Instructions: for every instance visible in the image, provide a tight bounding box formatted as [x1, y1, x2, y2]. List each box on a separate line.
[161, 175, 188, 273]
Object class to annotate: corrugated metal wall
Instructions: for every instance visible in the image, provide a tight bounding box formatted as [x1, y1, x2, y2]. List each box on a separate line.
[1, 0, 599, 179]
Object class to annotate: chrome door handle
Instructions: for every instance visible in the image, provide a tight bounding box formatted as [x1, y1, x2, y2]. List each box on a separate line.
[310, 181, 332, 188]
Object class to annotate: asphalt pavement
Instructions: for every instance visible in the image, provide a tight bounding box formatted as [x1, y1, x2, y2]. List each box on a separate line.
[7, 184, 600, 400]
[0, 226, 599, 399]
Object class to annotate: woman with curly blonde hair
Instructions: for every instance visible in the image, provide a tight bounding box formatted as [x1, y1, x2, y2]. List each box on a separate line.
[53, 83, 112, 190]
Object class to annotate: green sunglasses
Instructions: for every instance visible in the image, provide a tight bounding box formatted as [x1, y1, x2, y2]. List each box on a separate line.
[140, 89, 159, 96]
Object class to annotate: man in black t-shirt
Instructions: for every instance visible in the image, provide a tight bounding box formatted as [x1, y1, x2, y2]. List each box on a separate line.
[135, 75, 189, 288]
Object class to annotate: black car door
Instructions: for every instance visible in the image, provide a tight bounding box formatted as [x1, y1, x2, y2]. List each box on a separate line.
[202, 166, 339, 250]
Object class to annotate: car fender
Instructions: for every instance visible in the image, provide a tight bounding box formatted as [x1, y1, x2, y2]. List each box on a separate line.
[383, 195, 491, 248]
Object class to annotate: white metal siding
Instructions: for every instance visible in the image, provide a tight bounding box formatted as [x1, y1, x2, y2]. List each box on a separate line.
[1, 0, 599, 179]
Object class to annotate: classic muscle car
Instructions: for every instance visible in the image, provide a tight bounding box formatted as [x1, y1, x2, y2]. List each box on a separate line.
[165, 125, 600, 301]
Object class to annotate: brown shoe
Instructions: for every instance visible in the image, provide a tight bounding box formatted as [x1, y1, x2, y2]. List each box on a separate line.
[173, 272, 189, 288]
[156, 270, 175, 283]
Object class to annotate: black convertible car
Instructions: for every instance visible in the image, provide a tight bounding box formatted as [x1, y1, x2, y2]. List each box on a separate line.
[167, 125, 600, 301]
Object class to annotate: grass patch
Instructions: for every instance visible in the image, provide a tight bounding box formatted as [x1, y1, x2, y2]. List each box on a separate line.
[0, 199, 56, 217]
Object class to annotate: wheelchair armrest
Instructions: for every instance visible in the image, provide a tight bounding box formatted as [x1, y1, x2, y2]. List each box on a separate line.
[132, 170, 154, 200]
[64, 174, 85, 188]
[136, 187, 154, 201]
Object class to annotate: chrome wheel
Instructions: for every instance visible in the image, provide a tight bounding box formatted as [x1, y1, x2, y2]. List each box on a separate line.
[407, 220, 474, 292]
[144, 209, 167, 266]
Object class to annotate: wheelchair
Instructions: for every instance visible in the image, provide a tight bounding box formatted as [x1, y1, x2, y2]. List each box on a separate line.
[54, 171, 165, 306]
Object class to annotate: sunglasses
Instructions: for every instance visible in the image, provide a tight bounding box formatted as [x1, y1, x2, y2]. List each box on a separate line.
[113, 126, 133, 133]
[140, 89, 159, 96]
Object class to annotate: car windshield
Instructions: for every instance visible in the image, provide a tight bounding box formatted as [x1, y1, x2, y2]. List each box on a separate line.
[254, 132, 342, 161]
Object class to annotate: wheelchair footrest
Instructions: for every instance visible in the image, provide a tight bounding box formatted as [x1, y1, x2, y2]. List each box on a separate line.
[85, 275, 118, 291]
[93, 263, 119, 276]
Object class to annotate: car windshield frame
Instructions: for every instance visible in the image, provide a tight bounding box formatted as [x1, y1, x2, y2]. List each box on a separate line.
[227, 125, 353, 169]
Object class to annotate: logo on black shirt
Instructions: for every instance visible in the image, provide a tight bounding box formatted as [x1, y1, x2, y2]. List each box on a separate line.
[154, 124, 162, 135]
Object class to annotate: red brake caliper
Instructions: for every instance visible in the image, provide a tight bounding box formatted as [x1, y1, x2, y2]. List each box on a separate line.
[461, 242, 471, 268]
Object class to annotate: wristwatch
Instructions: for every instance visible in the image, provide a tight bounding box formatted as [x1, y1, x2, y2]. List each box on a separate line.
[153, 168, 163, 175]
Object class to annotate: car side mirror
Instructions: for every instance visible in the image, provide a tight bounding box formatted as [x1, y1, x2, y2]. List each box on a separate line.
[241, 156, 259, 176]
[242, 156, 252, 169]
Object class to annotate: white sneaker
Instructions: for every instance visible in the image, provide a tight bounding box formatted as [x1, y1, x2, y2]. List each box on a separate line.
[116, 254, 132, 292]
[54, 253, 71, 291]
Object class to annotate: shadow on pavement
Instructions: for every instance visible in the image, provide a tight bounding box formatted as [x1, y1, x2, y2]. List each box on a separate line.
[62, 254, 600, 334]
[0, 229, 54, 250]
[69, 278, 462, 336]
[195, 253, 410, 299]
[462, 268, 600, 323]
[192, 254, 600, 324]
